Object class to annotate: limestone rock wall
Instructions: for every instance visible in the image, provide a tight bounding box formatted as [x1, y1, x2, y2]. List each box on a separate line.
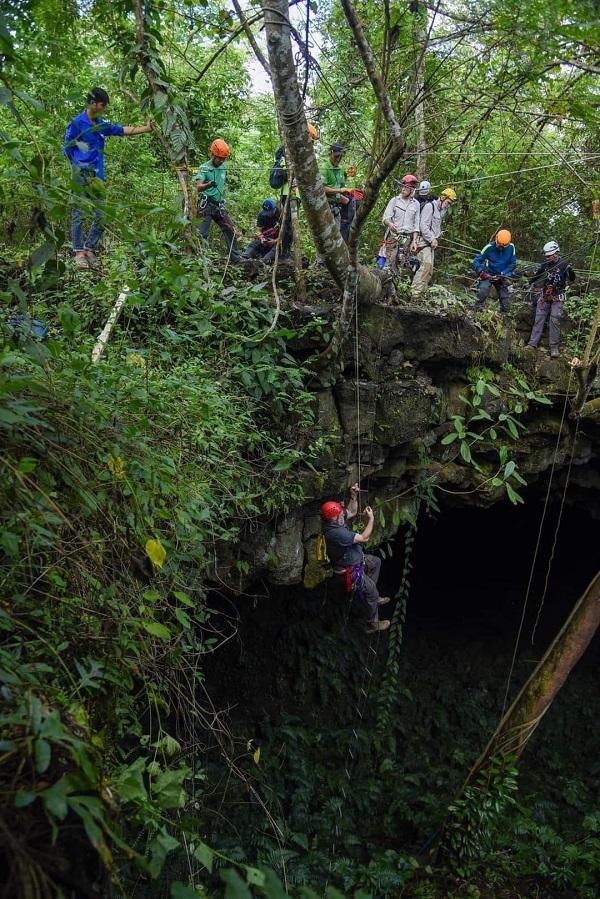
[218, 300, 600, 591]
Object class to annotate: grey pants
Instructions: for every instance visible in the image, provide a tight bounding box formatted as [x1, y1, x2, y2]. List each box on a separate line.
[528, 296, 564, 349]
[361, 554, 382, 622]
[475, 277, 510, 313]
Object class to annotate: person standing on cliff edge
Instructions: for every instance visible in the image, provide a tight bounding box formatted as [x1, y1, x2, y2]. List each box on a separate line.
[321, 483, 391, 633]
[64, 87, 152, 270]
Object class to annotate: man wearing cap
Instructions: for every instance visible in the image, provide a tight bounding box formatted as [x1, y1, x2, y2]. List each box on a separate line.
[411, 187, 457, 300]
[379, 174, 420, 270]
[242, 198, 281, 263]
[321, 484, 391, 633]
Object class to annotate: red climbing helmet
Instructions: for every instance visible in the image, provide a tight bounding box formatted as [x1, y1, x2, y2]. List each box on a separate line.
[401, 174, 418, 186]
[320, 501, 343, 522]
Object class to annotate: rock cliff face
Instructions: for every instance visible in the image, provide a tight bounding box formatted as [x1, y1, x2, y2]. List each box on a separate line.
[218, 297, 600, 590]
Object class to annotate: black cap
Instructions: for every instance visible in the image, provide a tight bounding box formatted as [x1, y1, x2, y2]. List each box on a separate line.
[330, 143, 345, 155]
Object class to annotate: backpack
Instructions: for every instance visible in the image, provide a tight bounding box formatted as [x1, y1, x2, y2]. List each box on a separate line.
[269, 151, 288, 190]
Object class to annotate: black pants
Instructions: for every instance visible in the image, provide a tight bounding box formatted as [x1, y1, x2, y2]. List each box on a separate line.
[199, 199, 241, 261]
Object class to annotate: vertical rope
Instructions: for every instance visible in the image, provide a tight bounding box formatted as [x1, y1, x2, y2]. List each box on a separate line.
[354, 279, 362, 508]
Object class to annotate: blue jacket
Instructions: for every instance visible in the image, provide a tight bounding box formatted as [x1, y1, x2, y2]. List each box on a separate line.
[64, 110, 124, 180]
[473, 242, 517, 277]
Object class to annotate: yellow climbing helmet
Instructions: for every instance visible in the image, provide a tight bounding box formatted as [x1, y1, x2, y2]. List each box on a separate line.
[440, 187, 457, 201]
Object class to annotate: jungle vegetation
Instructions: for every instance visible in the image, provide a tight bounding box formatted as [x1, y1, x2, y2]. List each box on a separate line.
[0, 0, 599, 896]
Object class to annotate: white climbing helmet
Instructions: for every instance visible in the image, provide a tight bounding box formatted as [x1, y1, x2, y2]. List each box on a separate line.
[418, 179, 431, 196]
[543, 240, 560, 256]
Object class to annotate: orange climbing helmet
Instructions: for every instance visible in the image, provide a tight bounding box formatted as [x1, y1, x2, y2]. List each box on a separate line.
[321, 500, 343, 522]
[496, 228, 512, 246]
[308, 123, 319, 140]
[210, 139, 230, 159]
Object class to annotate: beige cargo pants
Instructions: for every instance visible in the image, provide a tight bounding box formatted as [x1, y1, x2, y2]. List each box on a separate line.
[410, 244, 435, 300]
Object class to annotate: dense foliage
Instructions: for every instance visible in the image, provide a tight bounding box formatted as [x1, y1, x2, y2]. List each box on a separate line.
[1, 0, 599, 896]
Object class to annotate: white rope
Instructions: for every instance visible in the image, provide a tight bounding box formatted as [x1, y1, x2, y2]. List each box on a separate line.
[353, 278, 362, 507]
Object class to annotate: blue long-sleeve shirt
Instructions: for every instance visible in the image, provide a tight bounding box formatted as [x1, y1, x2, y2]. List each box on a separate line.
[473, 242, 517, 277]
[64, 110, 125, 181]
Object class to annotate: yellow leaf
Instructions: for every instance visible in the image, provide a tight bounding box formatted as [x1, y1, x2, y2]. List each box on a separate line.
[253, 746, 261, 765]
[107, 454, 125, 480]
[145, 538, 166, 569]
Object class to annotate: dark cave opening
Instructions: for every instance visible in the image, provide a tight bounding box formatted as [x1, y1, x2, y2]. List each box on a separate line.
[388, 496, 600, 662]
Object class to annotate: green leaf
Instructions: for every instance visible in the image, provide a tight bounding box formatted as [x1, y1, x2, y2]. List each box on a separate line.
[30, 241, 55, 270]
[460, 440, 472, 463]
[0, 86, 12, 106]
[175, 607, 191, 629]
[141, 620, 172, 640]
[115, 757, 147, 803]
[171, 884, 201, 899]
[505, 483, 524, 505]
[15, 790, 37, 808]
[173, 590, 194, 607]
[34, 738, 51, 773]
[193, 841, 214, 872]
[504, 461, 516, 478]
[246, 867, 265, 887]
[441, 432, 458, 444]
[220, 869, 252, 899]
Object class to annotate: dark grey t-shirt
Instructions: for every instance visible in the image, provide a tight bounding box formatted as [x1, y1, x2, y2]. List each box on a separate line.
[323, 522, 363, 567]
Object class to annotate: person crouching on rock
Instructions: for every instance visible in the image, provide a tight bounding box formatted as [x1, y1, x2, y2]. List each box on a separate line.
[321, 484, 391, 633]
[242, 198, 281, 263]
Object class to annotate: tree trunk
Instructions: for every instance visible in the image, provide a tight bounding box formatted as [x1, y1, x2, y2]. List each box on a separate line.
[412, 11, 427, 180]
[464, 569, 600, 784]
[132, 0, 195, 220]
[261, 0, 386, 303]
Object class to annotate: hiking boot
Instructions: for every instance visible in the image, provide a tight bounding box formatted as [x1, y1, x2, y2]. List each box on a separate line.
[377, 596, 391, 606]
[525, 343, 537, 351]
[550, 346, 560, 358]
[366, 619, 390, 633]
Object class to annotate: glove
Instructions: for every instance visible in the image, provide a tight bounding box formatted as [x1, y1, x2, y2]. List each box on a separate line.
[479, 271, 490, 280]
[274, 147, 285, 163]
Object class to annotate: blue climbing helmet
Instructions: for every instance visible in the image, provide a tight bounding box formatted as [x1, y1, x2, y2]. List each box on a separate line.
[262, 198, 277, 212]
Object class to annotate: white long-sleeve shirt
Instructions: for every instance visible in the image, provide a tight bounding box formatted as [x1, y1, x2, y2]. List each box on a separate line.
[418, 199, 446, 245]
[382, 195, 420, 235]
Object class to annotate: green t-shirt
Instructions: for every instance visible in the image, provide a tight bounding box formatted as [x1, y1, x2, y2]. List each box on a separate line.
[195, 159, 227, 201]
[320, 161, 346, 203]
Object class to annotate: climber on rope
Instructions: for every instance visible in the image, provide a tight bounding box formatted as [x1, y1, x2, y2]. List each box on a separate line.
[321, 484, 391, 633]
[472, 229, 517, 314]
[411, 187, 457, 299]
[64, 87, 152, 270]
[270, 123, 319, 259]
[377, 174, 420, 270]
[242, 198, 281, 263]
[195, 139, 241, 263]
[526, 241, 576, 358]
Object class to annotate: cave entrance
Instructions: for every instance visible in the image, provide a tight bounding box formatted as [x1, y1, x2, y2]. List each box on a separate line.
[392, 498, 600, 660]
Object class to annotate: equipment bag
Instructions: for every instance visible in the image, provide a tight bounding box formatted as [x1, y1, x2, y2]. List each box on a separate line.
[269, 163, 287, 190]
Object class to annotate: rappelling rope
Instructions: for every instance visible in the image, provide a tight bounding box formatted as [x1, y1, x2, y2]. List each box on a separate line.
[527, 229, 600, 644]
[499, 303, 589, 718]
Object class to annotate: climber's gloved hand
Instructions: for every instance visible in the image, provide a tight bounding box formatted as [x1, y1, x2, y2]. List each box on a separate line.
[274, 147, 285, 163]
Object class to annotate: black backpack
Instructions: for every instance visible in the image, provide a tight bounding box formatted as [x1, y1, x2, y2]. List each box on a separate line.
[269, 147, 288, 190]
[269, 162, 287, 190]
